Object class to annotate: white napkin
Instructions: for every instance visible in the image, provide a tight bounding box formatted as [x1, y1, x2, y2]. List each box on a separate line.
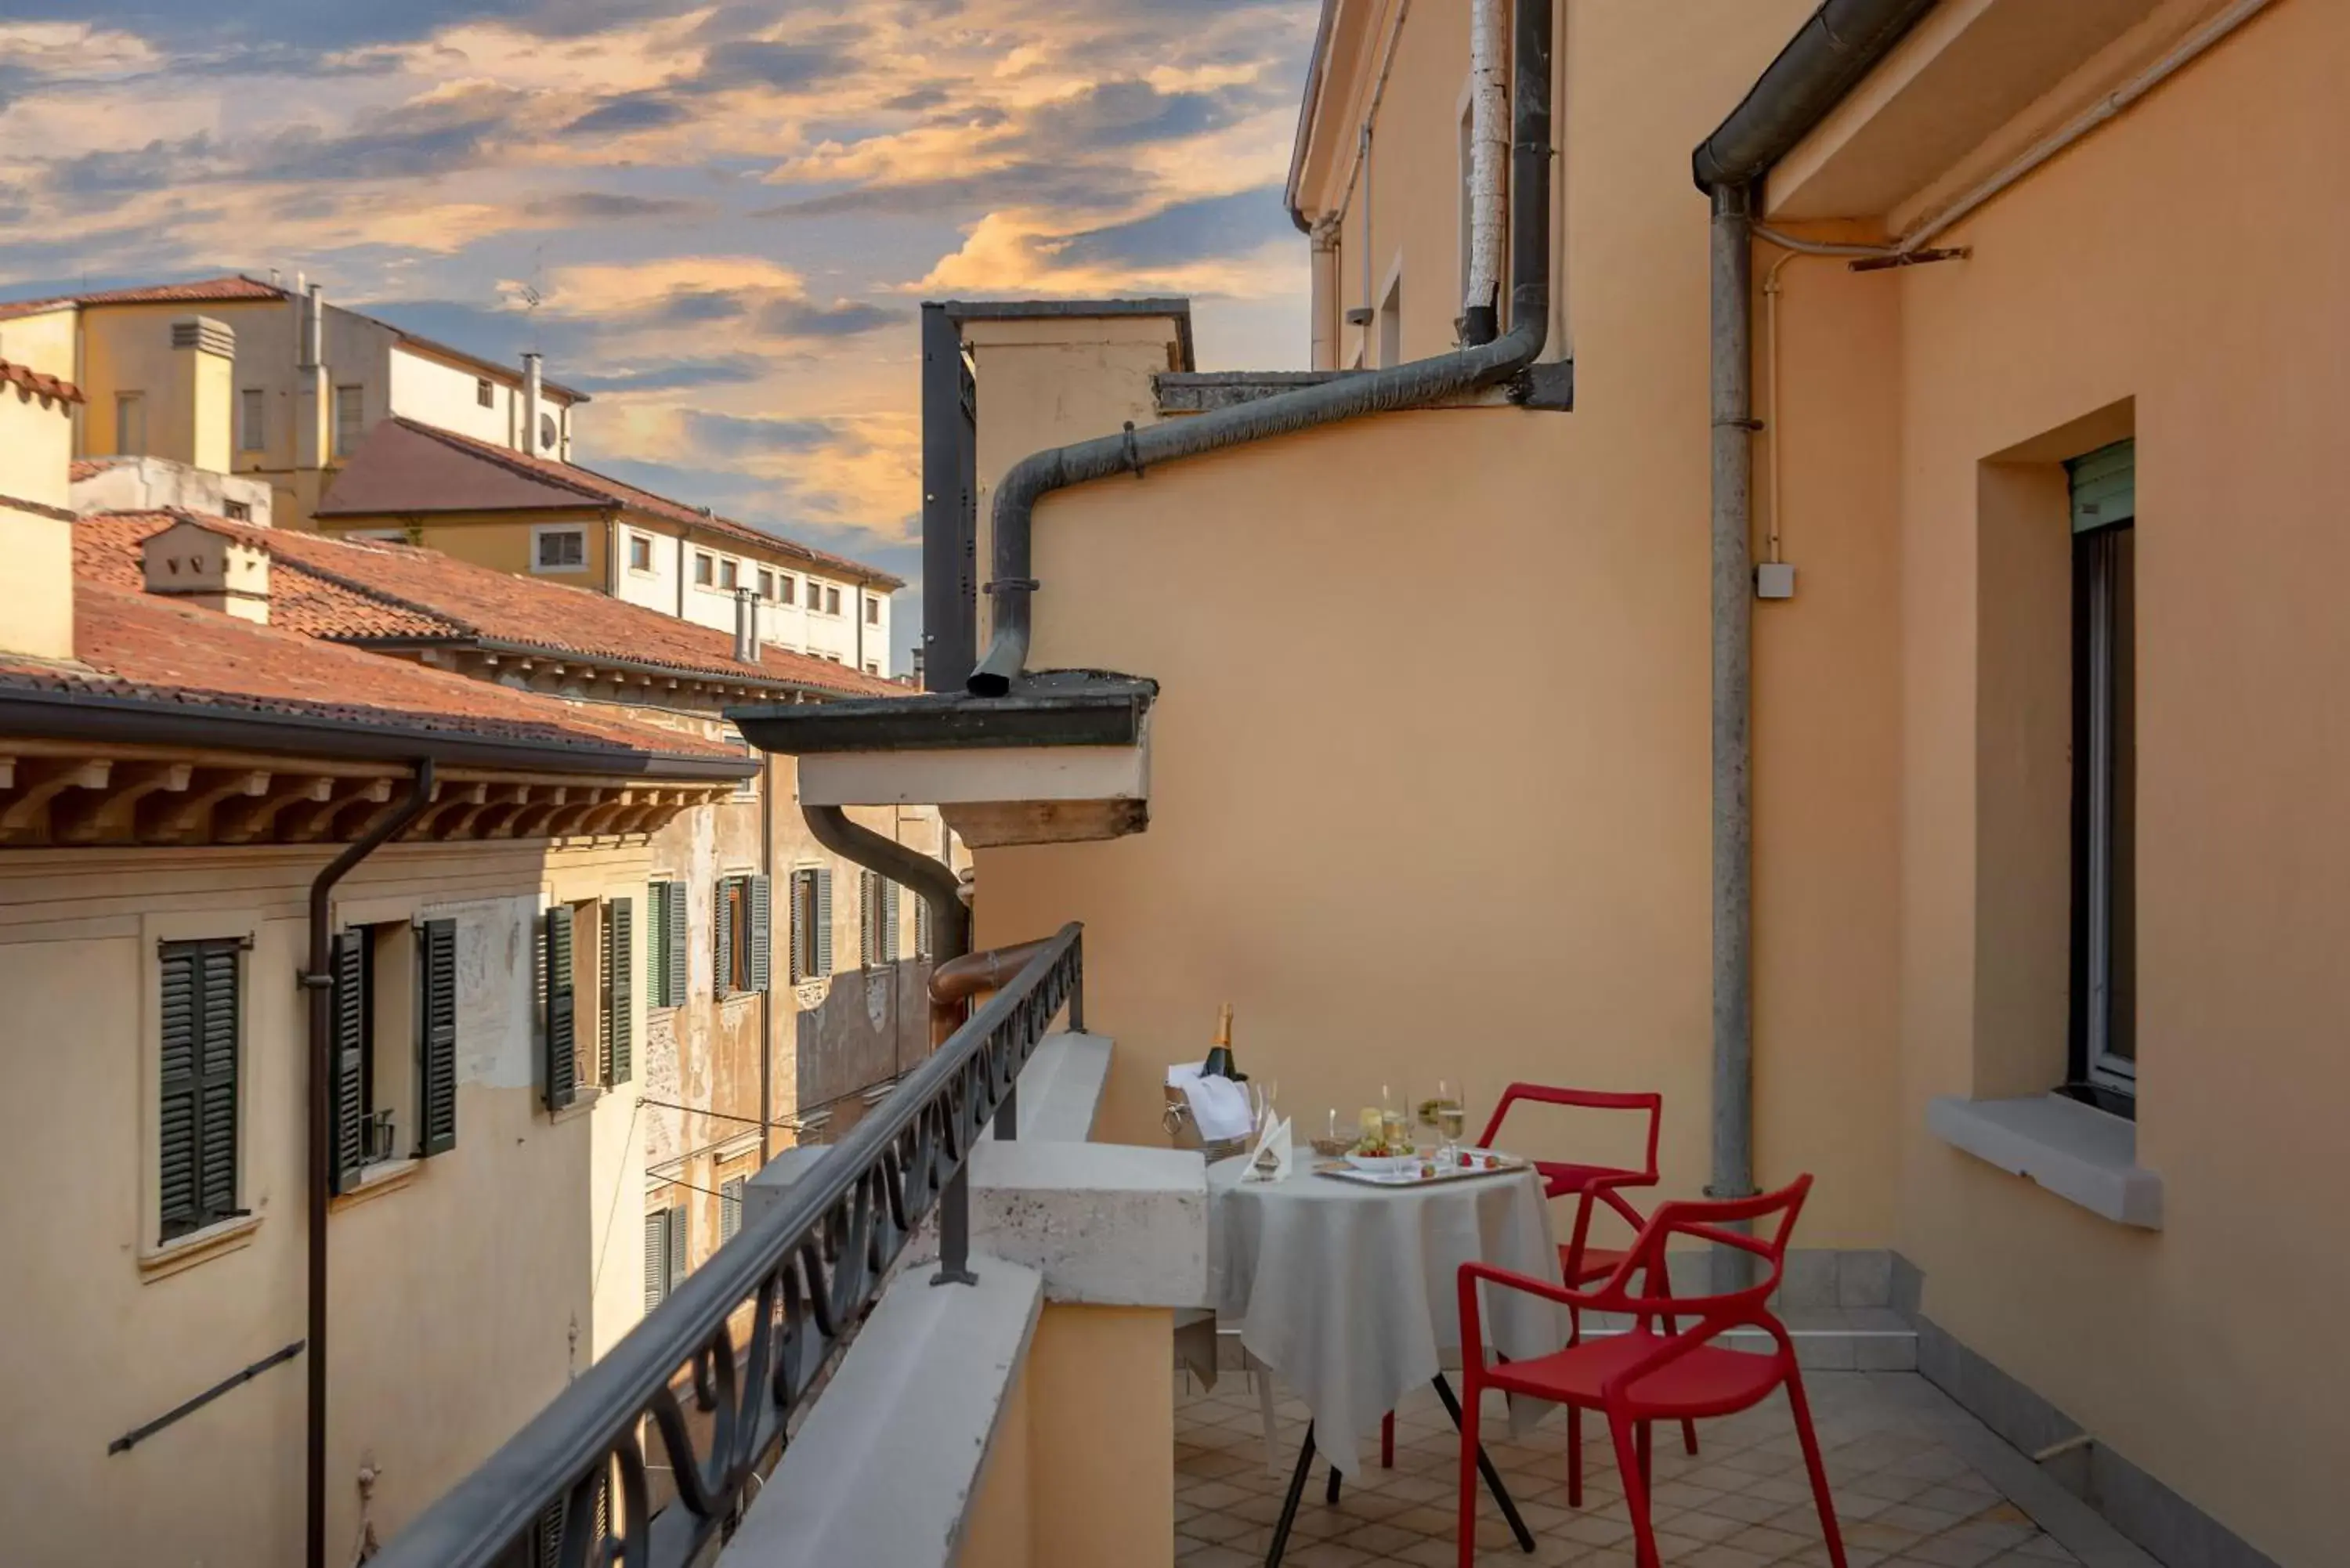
[1167, 1060, 1255, 1143]
[1247, 1115, 1293, 1181]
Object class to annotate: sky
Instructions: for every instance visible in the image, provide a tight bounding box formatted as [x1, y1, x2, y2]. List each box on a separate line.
[0, 0, 1320, 667]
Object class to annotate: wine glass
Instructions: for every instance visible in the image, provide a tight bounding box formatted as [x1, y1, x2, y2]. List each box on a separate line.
[1433, 1078, 1466, 1166]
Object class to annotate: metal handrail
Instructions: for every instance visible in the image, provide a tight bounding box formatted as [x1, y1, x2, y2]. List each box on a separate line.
[371, 922, 1084, 1568]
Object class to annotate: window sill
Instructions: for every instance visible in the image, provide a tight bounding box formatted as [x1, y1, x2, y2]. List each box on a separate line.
[531, 564, 590, 576]
[551, 1086, 607, 1124]
[330, 1157, 422, 1212]
[140, 1213, 262, 1282]
[1926, 1093, 2162, 1229]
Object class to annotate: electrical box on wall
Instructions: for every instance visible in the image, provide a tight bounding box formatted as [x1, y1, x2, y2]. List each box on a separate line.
[1755, 562, 1797, 600]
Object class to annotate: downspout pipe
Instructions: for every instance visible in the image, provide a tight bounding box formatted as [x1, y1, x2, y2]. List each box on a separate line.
[305, 760, 436, 1568]
[1690, 0, 1932, 1288]
[802, 804, 970, 970]
[966, 0, 1552, 698]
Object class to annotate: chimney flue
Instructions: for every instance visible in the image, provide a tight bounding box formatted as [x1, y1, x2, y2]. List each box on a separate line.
[302, 282, 324, 370]
[521, 352, 543, 455]
[733, 586, 760, 664]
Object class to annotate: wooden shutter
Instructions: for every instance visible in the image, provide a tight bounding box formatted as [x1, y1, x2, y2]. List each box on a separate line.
[668, 1204, 689, 1288]
[644, 883, 667, 1008]
[713, 877, 735, 999]
[160, 940, 240, 1239]
[664, 880, 689, 1006]
[605, 898, 634, 1084]
[747, 875, 772, 993]
[788, 872, 808, 985]
[329, 930, 367, 1195]
[721, 1176, 744, 1241]
[814, 869, 833, 977]
[2067, 439, 2136, 533]
[916, 893, 933, 960]
[544, 907, 576, 1112]
[882, 881, 902, 963]
[418, 919, 457, 1155]
[643, 1211, 669, 1311]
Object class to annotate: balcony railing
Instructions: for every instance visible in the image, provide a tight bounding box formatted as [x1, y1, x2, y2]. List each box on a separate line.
[372, 923, 1084, 1568]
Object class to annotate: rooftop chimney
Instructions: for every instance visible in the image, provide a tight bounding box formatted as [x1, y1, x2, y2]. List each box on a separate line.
[733, 586, 761, 664]
[170, 316, 236, 475]
[143, 516, 269, 625]
[295, 282, 329, 475]
[521, 352, 543, 455]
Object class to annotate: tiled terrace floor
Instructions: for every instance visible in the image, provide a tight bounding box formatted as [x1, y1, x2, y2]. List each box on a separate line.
[1177, 1370, 2113, 1568]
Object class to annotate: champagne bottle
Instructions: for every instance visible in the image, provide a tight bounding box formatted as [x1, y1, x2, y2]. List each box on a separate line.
[1203, 1001, 1246, 1081]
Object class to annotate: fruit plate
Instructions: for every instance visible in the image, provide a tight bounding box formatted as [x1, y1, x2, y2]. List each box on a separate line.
[1317, 1149, 1529, 1187]
[1343, 1151, 1420, 1175]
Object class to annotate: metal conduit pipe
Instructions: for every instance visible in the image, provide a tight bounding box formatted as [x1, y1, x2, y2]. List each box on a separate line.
[928, 937, 1055, 1046]
[1690, 0, 1936, 1288]
[967, 0, 1552, 697]
[306, 760, 437, 1568]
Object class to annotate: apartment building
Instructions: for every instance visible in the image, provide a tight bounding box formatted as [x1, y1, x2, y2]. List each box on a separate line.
[0, 274, 586, 530]
[314, 414, 902, 677]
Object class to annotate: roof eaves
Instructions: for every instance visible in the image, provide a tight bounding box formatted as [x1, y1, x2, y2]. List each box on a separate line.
[1283, 0, 1345, 233]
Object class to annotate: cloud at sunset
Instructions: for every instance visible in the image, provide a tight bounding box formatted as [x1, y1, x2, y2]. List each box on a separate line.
[0, 0, 1318, 662]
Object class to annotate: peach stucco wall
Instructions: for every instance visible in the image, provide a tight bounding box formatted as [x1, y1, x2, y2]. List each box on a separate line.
[975, 0, 1893, 1248]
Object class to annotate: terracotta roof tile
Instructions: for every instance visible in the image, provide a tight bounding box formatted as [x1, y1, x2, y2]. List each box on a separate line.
[74, 276, 287, 307]
[320, 417, 903, 589]
[75, 511, 905, 699]
[0, 359, 83, 403]
[0, 577, 747, 766]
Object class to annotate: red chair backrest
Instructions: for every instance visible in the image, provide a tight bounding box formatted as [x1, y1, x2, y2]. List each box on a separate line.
[1592, 1174, 1813, 1321]
[1478, 1082, 1662, 1191]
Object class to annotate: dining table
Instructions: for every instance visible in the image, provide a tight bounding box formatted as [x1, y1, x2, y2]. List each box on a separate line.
[1206, 1143, 1572, 1565]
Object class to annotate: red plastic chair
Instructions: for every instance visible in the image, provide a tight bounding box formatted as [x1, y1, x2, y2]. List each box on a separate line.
[1455, 1176, 1844, 1568]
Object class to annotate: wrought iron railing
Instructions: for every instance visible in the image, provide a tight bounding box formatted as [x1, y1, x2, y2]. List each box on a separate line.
[371, 922, 1084, 1568]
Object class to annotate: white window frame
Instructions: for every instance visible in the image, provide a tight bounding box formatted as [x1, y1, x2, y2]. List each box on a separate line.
[531, 524, 588, 574]
[627, 533, 656, 576]
[694, 552, 715, 587]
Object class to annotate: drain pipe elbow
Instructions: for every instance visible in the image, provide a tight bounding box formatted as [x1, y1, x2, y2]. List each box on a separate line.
[801, 804, 971, 966]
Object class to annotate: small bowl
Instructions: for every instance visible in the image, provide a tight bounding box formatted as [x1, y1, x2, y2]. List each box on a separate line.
[1309, 1135, 1352, 1158]
[1345, 1151, 1420, 1176]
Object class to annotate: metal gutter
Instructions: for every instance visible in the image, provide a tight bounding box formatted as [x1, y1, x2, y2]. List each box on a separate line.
[336, 633, 874, 704]
[0, 685, 758, 781]
[729, 677, 1154, 756]
[967, 0, 1552, 697]
[1282, 0, 1344, 232]
[1689, 0, 1935, 1284]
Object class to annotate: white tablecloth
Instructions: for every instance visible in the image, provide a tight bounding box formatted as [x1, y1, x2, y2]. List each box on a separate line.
[1207, 1152, 1570, 1476]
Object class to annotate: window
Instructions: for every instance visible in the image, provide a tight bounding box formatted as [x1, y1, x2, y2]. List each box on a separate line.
[645, 880, 688, 1008]
[644, 1207, 687, 1310]
[158, 938, 244, 1241]
[824, 586, 841, 616]
[712, 873, 772, 999]
[334, 385, 364, 457]
[115, 392, 146, 457]
[757, 569, 775, 600]
[240, 388, 266, 453]
[2067, 439, 2137, 1112]
[864, 596, 880, 625]
[1376, 271, 1403, 369]
[916, 892, 934, 961]
[533, 527, 587, 572]
[475, 377, 494, 409]
[789, 867, 833, 984]
[542, 905, 579, 1111]
[329, 919, 459, 1191]
[859, 871, 902, 967]
[224, 500, 252, 522]
[779, 576, 797, 607]
[600, 896, 634, 1089]
[718, 558, 739, 591]
[864, 661, 879, 676]
[628, 533, 653, 573]
[720, 1176, 746, 1242]
[694, 553, 714, 586]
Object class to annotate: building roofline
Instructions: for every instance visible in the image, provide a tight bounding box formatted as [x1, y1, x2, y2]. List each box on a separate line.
[385, 327, 590, 403]
[938, 298, 1197, 371]
[1283, 0, 1345, 233]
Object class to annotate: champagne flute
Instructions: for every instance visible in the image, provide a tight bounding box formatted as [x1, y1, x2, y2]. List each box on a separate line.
[1434, 1078, 1466, 1165]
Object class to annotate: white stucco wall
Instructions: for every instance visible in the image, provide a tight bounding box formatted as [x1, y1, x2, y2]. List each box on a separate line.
[612, 523, 890, 675]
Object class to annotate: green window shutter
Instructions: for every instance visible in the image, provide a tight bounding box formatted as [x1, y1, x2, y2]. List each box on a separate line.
[664, 880, 689, 1006]
[720, 1176, 744, 1241]
[418, 919, 458, 1155]
[713, 878, 735, 999]
[157, 946, 201, 1239]
[882, 881, 902, 963]
[788, 872, 808, 985]
[644, 884, 667, 1008]
[916, 894, 933, 960]
[329, 930, 367, 1195]
[544, 906, 576, 1112]
[814, 869, 833, 977]
[862, 871, 880, 967]
[668, 1204, 689, 1287]
[606, 898, 634, 1084]
[2068, 439, 2135, 533]
[643, 1211, 668, 1312]
[194, 944, 240, 1227]
[747, 875, 772, 993]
